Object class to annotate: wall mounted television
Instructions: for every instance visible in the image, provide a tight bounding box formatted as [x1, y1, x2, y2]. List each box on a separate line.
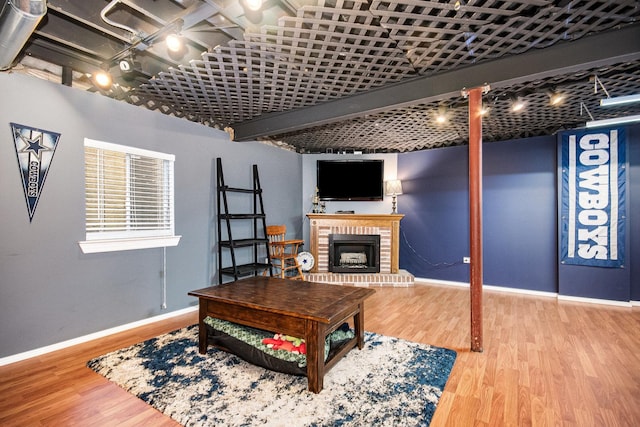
[317, 159, 384, 201]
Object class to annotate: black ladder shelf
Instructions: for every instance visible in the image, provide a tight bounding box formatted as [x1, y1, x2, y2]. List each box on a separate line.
[216, 158, 272, 284]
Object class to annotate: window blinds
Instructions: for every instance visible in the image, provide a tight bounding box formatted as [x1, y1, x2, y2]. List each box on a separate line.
[84, 139, 175, 240]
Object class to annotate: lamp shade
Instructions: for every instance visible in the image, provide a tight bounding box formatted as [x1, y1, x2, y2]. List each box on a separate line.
[385, 179, 403, 195]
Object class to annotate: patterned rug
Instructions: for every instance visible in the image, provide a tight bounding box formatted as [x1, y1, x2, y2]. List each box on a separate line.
[87, 325, 457, 427]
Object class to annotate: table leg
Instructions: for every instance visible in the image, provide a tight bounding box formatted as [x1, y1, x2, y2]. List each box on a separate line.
[198, 300, 207, 354]
[354, 303, 365, 349]
[305, 320, 324, 393]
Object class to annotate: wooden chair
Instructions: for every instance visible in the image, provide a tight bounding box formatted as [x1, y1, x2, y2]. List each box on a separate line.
[266, 225, 304, 280]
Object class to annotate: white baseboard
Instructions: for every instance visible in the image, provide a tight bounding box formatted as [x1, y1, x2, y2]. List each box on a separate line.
[558, 295, 632, 307]
[414, 277, 635, 307]
[0, 305, 198, 367]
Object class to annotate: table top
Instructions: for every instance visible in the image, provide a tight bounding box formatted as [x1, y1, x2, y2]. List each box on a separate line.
[189, 276, 375, 324]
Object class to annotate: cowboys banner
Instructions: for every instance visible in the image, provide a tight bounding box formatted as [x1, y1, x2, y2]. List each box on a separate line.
[11, 123, 61, 222]
[560, 127, 625, 268]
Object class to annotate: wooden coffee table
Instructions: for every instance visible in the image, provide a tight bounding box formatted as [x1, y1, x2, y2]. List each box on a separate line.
[188, 276, 375, 393]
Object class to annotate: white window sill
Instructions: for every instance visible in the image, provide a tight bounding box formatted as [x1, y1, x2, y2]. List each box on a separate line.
[79, 235, 181, 254]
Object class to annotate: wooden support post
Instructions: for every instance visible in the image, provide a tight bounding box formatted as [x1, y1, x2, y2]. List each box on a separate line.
[466, 85, 487, 352]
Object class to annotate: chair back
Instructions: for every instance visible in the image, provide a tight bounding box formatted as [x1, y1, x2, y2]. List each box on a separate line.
[266, 224, 287, 242]
[266, 225, 287, 256]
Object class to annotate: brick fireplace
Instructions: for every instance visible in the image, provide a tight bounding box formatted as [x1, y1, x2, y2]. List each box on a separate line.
[305, 213, 414, 287]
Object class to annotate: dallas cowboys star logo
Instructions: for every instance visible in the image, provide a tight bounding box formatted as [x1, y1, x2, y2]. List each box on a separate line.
[19, 133, 49, 158]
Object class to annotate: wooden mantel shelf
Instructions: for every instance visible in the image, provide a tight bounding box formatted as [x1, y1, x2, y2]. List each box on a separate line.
[307, 213, 405, 222]
[306, 213, 404, 274]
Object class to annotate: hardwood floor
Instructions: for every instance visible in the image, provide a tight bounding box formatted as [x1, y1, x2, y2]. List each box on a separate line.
[1, 282, 639, 426]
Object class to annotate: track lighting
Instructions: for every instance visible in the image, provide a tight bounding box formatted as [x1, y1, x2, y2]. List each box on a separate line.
[165, 33, 184, 53]
[549, 91, 565, 106]
[511, 97, 526, 112]
[434, 107, 449, 124]
[92, 69, 113, 90]
[118, 57, 139, 80]
[245, 0, 263, 11]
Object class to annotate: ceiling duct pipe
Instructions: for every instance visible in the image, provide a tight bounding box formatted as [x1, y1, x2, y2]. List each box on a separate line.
[0, 0, 47, 71]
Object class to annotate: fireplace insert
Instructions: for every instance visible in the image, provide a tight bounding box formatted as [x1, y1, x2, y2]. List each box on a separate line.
[328, 234, 380, 273]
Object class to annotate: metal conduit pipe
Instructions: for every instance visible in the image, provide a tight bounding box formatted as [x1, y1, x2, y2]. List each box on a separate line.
[0, 0, 46, 70]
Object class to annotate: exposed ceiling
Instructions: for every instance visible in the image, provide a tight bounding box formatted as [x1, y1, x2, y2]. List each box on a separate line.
[5, 0, 640, 153]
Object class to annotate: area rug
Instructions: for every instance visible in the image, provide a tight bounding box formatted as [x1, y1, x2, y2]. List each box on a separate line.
[87, 325, 457, 427]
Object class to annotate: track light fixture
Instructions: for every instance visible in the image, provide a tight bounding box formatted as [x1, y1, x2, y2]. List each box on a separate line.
[165, 33, 184, 53]
[549, 91, 565, 106]
[511, 97, 526, 112]
[99, 1, 186, 73]
[245, 0, 263, 11]
[434, 106, 450, 124]
[92, 69, 113, 90]
[118, 57, 140, 81]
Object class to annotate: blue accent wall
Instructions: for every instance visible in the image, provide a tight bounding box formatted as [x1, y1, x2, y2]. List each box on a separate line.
[398, 127, 640, 301]
[396, 144, 471, 284]
[630, 125, 640, 300]
[398, 136, 557, 292]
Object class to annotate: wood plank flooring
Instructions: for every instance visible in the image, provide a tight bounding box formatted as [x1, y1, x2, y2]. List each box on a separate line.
[1, 282, 639, 426]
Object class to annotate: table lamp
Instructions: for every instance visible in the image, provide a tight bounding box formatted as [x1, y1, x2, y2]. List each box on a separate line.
[385, 179, 403, 214]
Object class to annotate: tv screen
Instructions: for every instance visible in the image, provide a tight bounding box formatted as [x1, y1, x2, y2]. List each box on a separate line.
[317, 160, 384, 201]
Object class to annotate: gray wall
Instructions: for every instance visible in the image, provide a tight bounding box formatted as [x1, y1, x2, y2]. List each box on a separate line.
[0, 73, 302, 358]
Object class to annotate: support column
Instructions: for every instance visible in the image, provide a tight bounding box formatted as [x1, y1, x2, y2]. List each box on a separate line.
[465, 85, 488, 352]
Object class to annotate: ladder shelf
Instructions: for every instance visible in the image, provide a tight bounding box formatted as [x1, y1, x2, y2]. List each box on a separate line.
[216, 158, 272, 283]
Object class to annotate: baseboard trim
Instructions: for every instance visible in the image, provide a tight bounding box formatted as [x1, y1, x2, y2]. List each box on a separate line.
[557, 295, 633, 307]
[414, 277, 635, 307]
[0, 305, 198, 367]
[414, 277, 558, 298]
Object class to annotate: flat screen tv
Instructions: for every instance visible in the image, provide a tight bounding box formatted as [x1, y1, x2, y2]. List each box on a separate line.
[317, 159, 384, 201]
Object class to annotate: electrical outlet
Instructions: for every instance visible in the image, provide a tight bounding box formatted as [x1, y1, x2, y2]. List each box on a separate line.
[463, 257, 471, 264]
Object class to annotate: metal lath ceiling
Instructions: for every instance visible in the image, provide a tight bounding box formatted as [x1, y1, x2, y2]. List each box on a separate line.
[276, 62, 640, 152]
[10, 0, 640, 153]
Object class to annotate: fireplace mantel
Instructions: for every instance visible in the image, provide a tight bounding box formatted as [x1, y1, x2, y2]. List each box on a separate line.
[306, 213, 404, 274]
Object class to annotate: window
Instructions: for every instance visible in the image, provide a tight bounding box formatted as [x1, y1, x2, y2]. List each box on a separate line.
[79, 139, 180, 253]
